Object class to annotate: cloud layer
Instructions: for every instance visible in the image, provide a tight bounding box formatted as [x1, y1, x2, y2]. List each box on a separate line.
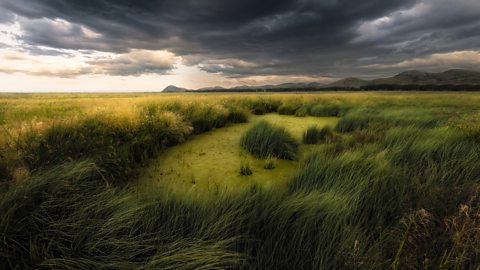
[0, 49, 176, 77]
[0, 0, 479, 81]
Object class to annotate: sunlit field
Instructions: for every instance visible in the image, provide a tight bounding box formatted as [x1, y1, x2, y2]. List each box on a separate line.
[1, 92, 480, 269]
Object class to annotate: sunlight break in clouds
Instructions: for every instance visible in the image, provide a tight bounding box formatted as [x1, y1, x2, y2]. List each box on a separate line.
[0, 49, 178, 77]
[363, 51, 480, 71]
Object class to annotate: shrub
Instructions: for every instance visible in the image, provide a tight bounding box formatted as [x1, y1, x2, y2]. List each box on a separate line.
[303, 125, 335, 144]
[241, 121, 299, 160]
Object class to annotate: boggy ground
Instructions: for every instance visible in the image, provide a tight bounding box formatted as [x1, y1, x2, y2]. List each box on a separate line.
[136, 114, 338, 199]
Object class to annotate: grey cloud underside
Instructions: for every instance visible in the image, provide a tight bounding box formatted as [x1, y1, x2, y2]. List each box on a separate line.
[0, 8, 14, 24]
[1, 0, 480, 78]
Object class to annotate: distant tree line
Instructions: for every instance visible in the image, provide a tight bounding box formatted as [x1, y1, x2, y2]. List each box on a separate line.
[359, 84, 480, 91]
[190, 84, 480, 93]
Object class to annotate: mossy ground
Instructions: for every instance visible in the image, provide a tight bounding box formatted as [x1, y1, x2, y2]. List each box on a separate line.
[136, 114, 338, 199]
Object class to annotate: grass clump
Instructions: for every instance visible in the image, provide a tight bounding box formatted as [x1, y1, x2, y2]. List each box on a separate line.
[240, 160, 253, 176]
[277, 100, 302, 115]
[263, 157, 276, 170]
[244, 98, 281, 115]
[303, 125, 335, 144]
[226, 106, 249, 123]
[294, 105, 309, 117]
[310, 103, 346, 117]
[241, 120, 299, 160]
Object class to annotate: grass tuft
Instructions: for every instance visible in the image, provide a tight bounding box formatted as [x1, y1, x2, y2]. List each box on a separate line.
[263, 157, 276, 170]
[240, 160, 253, 176]
[241, 120, 299, 160]
[303, 125, 335, 144]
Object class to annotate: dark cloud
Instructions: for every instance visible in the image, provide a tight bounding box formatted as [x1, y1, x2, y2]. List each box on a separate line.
[1, 0, 479, 78]
[0, 7, 14, 24]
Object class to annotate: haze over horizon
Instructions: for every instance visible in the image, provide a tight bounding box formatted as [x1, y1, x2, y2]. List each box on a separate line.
[0, 0, 479, 92]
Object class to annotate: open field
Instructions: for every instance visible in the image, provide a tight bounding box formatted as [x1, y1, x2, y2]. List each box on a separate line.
[1, 92, 480, 269]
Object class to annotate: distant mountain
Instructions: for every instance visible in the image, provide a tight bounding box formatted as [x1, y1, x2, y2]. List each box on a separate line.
[231, 85, 258, 90]
[328, 77, 369, 88]
[370, 69, 480, 86]
[198, 86, 227, 91]
[272, 82, 325, 89]
[325, 69, 480, 89]
[162, 85, 190, 92]
[214, 82, 325, 91]
[189, 69, 480, 92]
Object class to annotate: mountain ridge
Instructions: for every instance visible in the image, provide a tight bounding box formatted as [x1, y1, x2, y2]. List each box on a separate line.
[163, 69, 480, 92]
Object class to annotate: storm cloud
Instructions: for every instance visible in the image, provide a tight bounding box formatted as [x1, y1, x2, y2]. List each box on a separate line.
[0, 0, 479, 79]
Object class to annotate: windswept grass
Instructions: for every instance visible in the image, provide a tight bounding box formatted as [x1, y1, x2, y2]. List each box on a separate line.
[16, 111, 192, 184]
[241, 98, 282, 115]
[310, 103, 348, 117]
[241, 120, 299, 160]
[303, 125, 335, 144]
[335, 107, 441, 133]
[1, 92, 480, 269]
[0, 161, 244, 269]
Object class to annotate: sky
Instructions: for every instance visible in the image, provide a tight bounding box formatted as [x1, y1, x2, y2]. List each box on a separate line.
[0, 0, 479, 92]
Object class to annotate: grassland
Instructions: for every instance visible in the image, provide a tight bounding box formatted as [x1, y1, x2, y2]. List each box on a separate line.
[1, 92, 480, 269]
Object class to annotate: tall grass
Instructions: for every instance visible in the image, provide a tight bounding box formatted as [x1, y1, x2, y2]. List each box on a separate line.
[241, 98, 281, 115]
[277, 99, 302, 115]
[335, 107, 441, 133]
[2, 93, 480, 269]
[310, 103, 347, 117]
[16, 111, 192, 184]
[155, 102, 233, 134]
[0, 161, 244, 269]
[241, 120, 299, 160]
[0, 160, 386, 269]
[303, 125, 335, 144]
[12, 101, 250, 185]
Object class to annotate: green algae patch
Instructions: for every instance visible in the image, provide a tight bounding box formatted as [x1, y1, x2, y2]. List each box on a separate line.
[136, 114, 338, 199]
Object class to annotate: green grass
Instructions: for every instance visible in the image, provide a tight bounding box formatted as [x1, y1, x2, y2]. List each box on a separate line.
[16, 112, 192, 185]
[303, 125, 335, 144]
[1, 92, 480, 269]
[241, 120, 299, 160]
[310, 103, 347, 117]
[240, 159, 253, 176]
[263, 157, 276, 170]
